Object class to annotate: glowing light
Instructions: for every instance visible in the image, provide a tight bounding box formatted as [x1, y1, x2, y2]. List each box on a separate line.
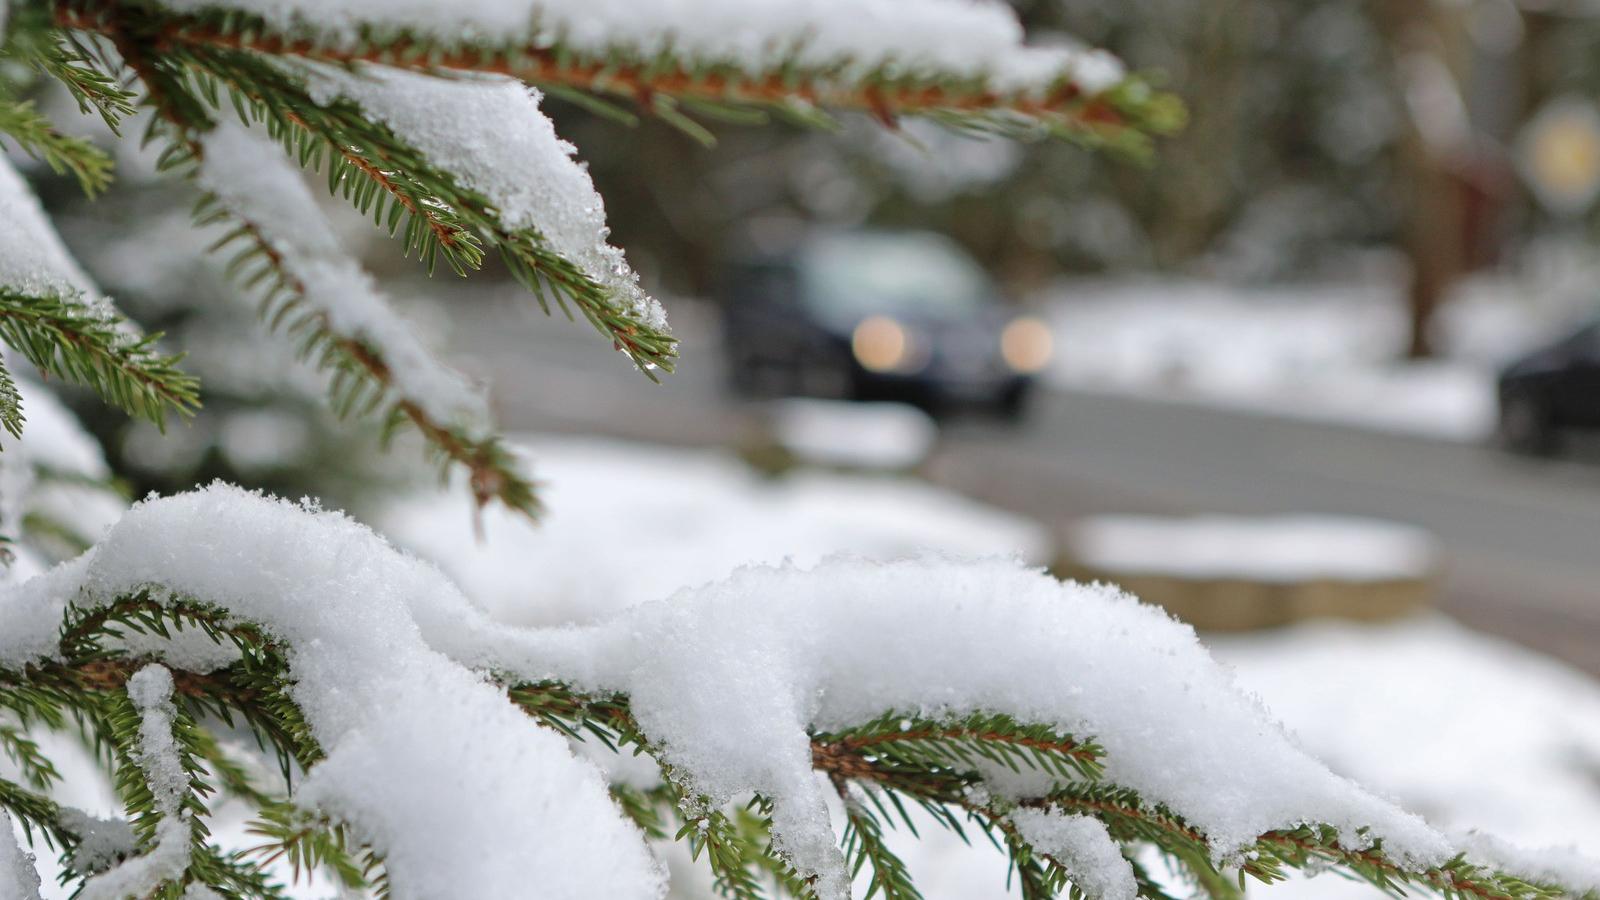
[1001, 317, 1053, 374]
[852, 316, 910, 373]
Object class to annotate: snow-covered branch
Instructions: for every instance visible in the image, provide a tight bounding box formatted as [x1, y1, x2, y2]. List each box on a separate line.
[0, 484, 1591, 898]
[58, 0, 1181, 152]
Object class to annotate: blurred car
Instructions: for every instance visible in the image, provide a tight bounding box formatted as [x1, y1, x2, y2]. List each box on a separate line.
[1496, 317, 1600, 453]
[718, 230, 1051, 418]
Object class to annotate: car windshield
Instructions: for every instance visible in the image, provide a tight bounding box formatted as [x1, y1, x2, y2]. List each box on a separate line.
[802, 233, 991, 321]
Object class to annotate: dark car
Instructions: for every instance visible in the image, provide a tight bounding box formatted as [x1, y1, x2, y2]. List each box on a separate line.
[718, 231, 1052, 417]
[1497, 318, 1600, 453]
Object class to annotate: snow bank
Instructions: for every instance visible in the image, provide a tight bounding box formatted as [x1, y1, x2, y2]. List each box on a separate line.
[378, 435, 1049, 626]
[768, 399, 938, 471]
[1045, 280, 1498, 441]
[196, 123, 489, 434]
[1067, 514, 1438, 583]
[156, 0, 1128, 97]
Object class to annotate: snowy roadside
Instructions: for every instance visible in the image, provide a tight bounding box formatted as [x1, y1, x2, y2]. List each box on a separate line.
[1041, 278, 1579, 443]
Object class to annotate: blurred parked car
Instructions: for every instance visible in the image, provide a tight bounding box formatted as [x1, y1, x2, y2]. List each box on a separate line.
[718, 230, 1052, 418]
[1497, 318, 1600, 453]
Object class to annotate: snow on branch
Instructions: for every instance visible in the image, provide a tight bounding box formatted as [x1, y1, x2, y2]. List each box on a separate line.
[144, 37, 676, 376]
[195, 122, 488, 437]
[301, 64, 670, 353]
[0, 483, 1592, 899]
[78, 665, 196, 900]
[57, 0, 1182, 153]
[182, 123, 540, 517]
[0, 158, 198, 438]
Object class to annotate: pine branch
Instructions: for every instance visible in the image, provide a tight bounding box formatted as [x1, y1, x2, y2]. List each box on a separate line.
[52, 1, 1184, 155]
[664, 778, 773, 900]
[813, 711, 1105, 784]
[841, 798, 923, 900]
[10, 591, 1594, 900]
[75, 22, 546, 517]
[0, 359, 21, 439]
[0, 722, 61, 791]
[195, 197, 541, 517]
[0, 99, 115, 196]
[0, 776, 70, 851]
[0, 290, 198, 431]
[244, 803, 379, 892]
[1, 7, 137, 131]
[164, 41, 677, 377]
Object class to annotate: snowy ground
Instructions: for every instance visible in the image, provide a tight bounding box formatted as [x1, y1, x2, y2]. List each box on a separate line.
[1042, 278, 1587, 442]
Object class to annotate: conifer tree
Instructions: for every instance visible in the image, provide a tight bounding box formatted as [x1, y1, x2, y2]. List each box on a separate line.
[0, 2, 1590, 899]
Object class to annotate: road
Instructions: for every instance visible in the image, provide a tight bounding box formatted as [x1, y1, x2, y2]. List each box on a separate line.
[453, 293, 1600, 674]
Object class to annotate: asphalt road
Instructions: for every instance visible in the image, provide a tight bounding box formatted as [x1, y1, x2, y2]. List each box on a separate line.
[453, 293, 1600, 675]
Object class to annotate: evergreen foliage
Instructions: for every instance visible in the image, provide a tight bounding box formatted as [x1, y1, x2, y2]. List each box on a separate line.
[0, 3, 1586, 900]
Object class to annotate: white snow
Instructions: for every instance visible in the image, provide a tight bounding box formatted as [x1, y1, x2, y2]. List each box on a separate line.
[1008, 809, 1136, 900]
[56, 810, 137, 879]
[471, 556, 1452, 896]
[1044, 279, 1501, 441]
[77, 665, 192, 900]
[0, 812, 41, 900]
[4, 484, 664, 900]
[8, 381, 108, 481]
[301, 65, 668, 335]
[0, 157, 104, 301]
[1066, 514, 1438, 583]
[377, 435, 1050, 626]
[155, 0, 1128, 97]
[1456, 832, 1600, 897]
[195, 122, 489, 434]
[0, 380, 122, 559]
[768, 399, 938, 471]
[0, 474, 1591, 898]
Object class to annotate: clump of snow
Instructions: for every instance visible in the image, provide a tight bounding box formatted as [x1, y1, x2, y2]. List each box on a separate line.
[301, 65, 668, 335]
[77, 665, 192, 900]
[0, 811, 42, 900]
[769, 399, 938, 471]
[57, 810, 137, 878]
[10, 484, 663, 900]
[155, 0, 1129, 98]
[378, 435, 1049, 626]
[1066, 515, 1438, 583]
[195, 122, 489, 434]
[1008, 809, 1135, 900]
[480, 556, 1452, 895]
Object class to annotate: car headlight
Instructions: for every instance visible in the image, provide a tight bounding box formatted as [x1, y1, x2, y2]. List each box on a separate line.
[852, 316, 911, 373]
[1001, 316, 1053, 374]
